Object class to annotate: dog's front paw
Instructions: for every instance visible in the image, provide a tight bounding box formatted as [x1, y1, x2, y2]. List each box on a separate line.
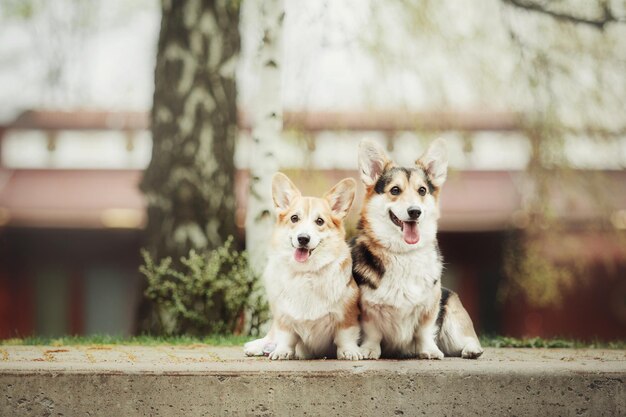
[461, 340, 484, 359]
[359, 344, 381, 360]
[337, 347, 363, 361]
[243, 338, 266, 357]
[418, 346, 444, 360]
[268, 346, 295, 360]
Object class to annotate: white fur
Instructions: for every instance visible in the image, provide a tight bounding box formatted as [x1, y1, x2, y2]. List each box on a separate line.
[262, 248, 361, 360]
[335, 326, 362, 360]
[264, 252, 349, 322]
[461, 339, 484, 359]
[243, 336, 268, 356]
[360, 245, 443, 359]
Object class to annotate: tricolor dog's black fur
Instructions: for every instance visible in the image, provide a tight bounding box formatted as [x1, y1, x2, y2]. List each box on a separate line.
[351, 237, 385, 290]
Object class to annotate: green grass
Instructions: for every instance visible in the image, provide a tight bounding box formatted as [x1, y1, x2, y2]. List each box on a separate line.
[1, 334, 624, 349]
[0, 334, 254, 347]
[480, 335, 626, 349]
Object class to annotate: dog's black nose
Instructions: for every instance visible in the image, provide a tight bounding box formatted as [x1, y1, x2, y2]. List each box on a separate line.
[297, 234, 310, 246]
[407, 207, 422, 220]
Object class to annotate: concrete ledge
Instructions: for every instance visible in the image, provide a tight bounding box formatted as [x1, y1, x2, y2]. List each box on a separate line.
[1, 347, 624, 416]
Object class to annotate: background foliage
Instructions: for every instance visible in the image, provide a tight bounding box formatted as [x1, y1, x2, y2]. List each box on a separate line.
[140, 237, 269, 336]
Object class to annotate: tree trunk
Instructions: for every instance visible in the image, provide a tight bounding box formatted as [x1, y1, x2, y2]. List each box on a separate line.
[245, 0, 284, 276]
[138, 0, 240, 332]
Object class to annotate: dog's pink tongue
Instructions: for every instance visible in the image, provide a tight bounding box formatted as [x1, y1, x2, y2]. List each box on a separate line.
[403, 221, 420, 244]
[294, 248, 310, 263]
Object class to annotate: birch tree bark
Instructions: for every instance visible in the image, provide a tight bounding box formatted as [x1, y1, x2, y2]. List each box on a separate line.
[245, 0, 284, 275]
[138, 0, 240, 330]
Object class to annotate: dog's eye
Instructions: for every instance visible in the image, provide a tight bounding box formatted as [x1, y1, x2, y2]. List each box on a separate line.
[315, 217, 324, 226]
[290, 215, 299, 223]
[390, 186, 401, 195]
[418, 186, 427, 196]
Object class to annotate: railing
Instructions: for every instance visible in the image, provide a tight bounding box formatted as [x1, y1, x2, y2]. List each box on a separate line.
[4, 109, 523, 132]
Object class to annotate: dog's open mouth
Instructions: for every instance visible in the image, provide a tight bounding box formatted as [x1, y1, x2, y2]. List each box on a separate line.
[389, 210, 420, 245]
[294, 247, 313, 263]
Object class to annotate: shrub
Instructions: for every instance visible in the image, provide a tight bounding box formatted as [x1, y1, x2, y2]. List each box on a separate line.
[140, 237, 269, 336]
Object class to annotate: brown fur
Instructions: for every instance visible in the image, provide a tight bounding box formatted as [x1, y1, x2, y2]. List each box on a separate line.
[340, 280, 360, 329]
[351, 236, 387, 289]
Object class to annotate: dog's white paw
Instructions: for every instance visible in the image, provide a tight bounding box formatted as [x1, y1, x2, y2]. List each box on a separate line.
[268, 347, 294, 360]
[418, 346, 444, 360]
[337, 347, 363, 361]
[461, 341, 484, 359]
[359, 344, 381, 360]
[243, 339, 266, 357]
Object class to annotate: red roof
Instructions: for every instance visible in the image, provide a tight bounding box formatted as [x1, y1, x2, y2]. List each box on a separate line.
[0, 169, 145, 228]
[6, 109, 523, 133]
[1, 167, 618, 231]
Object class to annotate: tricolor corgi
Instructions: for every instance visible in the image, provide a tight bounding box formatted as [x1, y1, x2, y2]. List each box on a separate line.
[353, 139, 483, 359]
[244, 172, 362, 360]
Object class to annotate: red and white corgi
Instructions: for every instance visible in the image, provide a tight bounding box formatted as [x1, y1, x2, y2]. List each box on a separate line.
[244, 172, 362, 360]
[353, 139, 483, 359]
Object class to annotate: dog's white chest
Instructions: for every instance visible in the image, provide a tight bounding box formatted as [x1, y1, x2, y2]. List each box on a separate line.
[265, 262, 346, 322]
[361, 249, 441, 348]
[363, 251, 440, 310]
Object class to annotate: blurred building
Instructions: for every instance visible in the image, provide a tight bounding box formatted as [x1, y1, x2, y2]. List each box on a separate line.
[0, 109, 624, 340]
[0, 111, 148, 338]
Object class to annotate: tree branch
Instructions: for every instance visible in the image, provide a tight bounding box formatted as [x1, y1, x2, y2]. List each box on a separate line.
[501, 0, 621, 30]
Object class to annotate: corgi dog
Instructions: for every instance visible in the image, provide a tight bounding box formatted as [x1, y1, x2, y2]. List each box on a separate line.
[353, 139, 483, 360]
[244, 172, 362, 360]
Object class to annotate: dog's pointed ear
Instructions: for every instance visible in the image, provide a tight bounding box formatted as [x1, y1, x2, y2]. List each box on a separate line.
[272, 172, 301, 212]
[417, 138, 448, 187]
[324, 178, 356, 220]
[359, 140, 388, 187]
